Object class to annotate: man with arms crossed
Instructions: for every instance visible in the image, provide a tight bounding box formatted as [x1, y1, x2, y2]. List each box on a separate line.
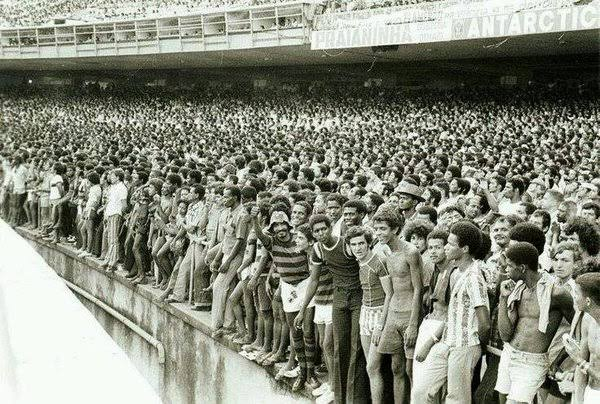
[496, 241, 575, 404]
[565, 270, 600, 404]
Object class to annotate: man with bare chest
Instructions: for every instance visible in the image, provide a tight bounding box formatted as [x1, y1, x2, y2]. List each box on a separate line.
[566, 271, 600, 403]
[374, 210, 423, 403]
[497, 241, 575, 404]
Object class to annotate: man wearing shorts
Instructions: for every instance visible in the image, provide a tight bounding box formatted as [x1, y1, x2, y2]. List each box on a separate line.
[250, 206, 320, 392]
[310, 228, 335, 399]
[496, 241, 574, 404]
[295, 214, 369, 404]
[373, 209, 423, 403]
[347, 226, 392, 404]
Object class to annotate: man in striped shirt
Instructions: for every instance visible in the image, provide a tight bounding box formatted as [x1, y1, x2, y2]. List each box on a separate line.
[412, 221, 491, 404]
[250, 205, 320, 392]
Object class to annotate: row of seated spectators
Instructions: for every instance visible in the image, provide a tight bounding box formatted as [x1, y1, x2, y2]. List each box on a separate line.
[1, 82, 599, 403]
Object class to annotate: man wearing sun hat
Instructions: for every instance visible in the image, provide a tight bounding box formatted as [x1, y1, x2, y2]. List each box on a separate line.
[250, 205, 320, 392]
[396, 181, 425, 220]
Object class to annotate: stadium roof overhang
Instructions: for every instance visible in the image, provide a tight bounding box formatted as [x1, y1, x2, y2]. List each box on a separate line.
[0, 29, 597, 71]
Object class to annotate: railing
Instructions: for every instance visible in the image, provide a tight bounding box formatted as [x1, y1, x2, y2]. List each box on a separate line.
[0, 1, 309, 48]
[64, 279, 166, 367]
[314, 0, 579, 29]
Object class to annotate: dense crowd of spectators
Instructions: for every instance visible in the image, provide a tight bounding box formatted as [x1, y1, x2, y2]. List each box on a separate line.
[0, 0, 286, 27]
[1, 82, 599, 404]
[323, 0, 441, 13]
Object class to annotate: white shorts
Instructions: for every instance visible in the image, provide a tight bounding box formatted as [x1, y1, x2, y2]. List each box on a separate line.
[584, 385, 600, 403]
[280, 278, 314, 313]
[495, 343, 548, 403]
[313, 303, 332, 325]
[359, 305, 384, 336]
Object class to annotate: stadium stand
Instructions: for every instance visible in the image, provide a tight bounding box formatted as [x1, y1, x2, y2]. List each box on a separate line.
[0, 0, 599, 402]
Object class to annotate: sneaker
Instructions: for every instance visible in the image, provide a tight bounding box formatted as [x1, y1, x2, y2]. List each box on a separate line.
[314, 364, 328, 376]
[242, 344, 257, 353]
[305, 376, 321, 391]
[274, 367, 288, 381]
[316, 390, 335, 404]
[211, 328, 226, 339]
[312, 382, 331, 397]
[292, 375, 307, 392]
[283, 366, 301, 378]
[239, 351, 253, 360]
[245, 351, 258, 361]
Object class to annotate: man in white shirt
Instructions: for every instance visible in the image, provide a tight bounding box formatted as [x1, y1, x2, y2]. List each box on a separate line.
[9, 156, 28, 227]
[101, 168, 128, 272]
[498, 178, 525, 217]
[0, 155, 12, 219]
[412, 221, 490, 404]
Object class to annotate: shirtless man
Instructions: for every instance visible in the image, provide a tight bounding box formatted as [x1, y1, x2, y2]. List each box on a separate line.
[566, 271, 600, 404]
[373, 209, 422, 403]
[497, 241, 575, 404]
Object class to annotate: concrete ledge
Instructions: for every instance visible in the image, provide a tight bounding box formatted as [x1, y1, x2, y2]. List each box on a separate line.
[17, 228, 313, 404]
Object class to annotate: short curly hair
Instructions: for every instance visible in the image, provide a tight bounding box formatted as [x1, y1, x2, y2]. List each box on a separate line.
[295, 223, 314, 243]
[552, 241, 582, 262]
[450, 221, 482, 256]
[345, 226, 374, 245]
[574, 257, 600, 278]
[373, 203, 404, 230]
[509, 222, 546, 256]
[404, 219, 434, 242]
[564, 217, 600, 256]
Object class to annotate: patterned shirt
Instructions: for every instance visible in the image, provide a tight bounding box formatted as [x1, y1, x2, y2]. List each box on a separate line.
[264, 235, 310, 286]
[315, 265, 334, 305]
[185, 200, 206, 244]
[443, 261, 489, 347]
[311, 237, 361, 289]
[221, 204, 249, 252]
[359, 254, 389, 307]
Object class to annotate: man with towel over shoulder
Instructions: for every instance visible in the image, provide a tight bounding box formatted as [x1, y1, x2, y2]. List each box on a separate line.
[496, 241, 575, 404]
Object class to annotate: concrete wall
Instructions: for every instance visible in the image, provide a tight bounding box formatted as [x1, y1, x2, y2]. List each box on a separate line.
[21, 231, 311, 404]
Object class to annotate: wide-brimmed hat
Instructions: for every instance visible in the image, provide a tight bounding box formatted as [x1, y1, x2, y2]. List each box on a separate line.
[267, 211, 292, 233]
[395, 181, 425, 202]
